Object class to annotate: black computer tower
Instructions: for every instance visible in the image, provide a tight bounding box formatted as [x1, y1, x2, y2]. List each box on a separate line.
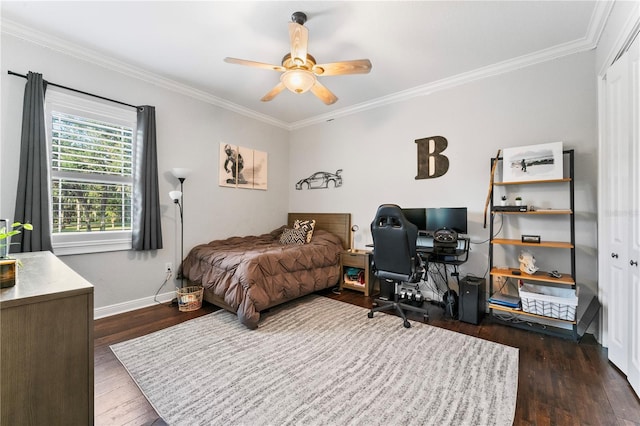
[459, 275, 486, 324]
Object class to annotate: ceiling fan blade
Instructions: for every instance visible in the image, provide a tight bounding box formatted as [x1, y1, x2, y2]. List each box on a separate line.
[288, 22, 308, 66]
[313, 59, 372, 76]
[224, 57, 285, 72]
[310, 81, 338, 105]
[261, 82, 286, 102]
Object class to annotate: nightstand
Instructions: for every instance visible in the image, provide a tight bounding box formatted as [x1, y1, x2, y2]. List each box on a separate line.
[339, 250, 374, 297]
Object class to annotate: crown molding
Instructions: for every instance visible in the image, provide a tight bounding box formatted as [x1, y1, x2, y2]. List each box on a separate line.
[290, 36, 595, 129]
[585, 1, 616, 48]
[597, 1, 640, 76]
[2, 1, 613, 131]
[290, 1, 614, 130]
[1, 19, 291, 130]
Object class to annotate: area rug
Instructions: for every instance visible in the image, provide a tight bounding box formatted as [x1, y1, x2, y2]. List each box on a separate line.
[111, 296, 518, 425]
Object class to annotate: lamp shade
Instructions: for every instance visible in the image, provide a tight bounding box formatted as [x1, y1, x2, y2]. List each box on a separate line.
[169, 190, 182, 201]
[171, 168, 191, 180]
[281, 69, 316, 94]
[349, 224, 359, 252]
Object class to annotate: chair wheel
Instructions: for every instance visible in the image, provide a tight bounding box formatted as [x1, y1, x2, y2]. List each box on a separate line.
[403, 320, 411, 328]
[368, 312, 374, 318]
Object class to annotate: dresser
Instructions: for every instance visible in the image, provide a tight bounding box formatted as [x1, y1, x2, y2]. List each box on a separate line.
[1, 251, 94, 425]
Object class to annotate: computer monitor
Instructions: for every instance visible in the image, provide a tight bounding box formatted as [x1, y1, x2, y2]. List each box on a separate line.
[426, 207, 468, 234]
[401, 208, 427, 232]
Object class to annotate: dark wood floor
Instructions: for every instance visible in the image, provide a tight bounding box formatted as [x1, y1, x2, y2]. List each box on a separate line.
[94, 288, 640, 426]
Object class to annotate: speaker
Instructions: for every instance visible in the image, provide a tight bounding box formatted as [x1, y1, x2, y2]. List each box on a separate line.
[459, 275, 486, 324]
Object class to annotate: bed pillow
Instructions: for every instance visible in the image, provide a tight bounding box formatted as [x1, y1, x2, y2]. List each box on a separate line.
[293, 219, 316, 243]
[279, 228, 307, 245]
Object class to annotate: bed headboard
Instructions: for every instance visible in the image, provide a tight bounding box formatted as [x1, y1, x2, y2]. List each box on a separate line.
[288, 213, 352, 250]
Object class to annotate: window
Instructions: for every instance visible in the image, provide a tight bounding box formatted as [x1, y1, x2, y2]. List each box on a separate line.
[45, 90, 137, 255]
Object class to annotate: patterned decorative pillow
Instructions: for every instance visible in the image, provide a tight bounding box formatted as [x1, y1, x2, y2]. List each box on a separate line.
[279, 228, 307, 245]
[293, 219, 316, 243]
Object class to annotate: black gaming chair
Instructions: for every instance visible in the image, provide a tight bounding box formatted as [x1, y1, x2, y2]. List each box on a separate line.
[367, 204, 429, 328]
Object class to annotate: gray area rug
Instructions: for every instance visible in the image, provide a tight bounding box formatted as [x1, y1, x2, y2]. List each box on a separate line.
[111, 296, 518, 425]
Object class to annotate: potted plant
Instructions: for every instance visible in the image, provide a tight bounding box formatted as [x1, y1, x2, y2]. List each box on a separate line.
[515, 196, 523, 206]
[501, 195, 507, 206]
[0, 221, 33, 288]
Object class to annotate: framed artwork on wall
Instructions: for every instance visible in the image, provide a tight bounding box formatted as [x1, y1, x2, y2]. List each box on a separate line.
[219, 143, 268, 190]
[502, 141, 563, 183]
[251, 150, 268, 190]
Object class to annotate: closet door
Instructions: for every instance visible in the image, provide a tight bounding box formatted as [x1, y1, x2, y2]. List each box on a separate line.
[603, 34, 640, 398]
[604, 49, 631, 372]
[627, 35, 639, 397]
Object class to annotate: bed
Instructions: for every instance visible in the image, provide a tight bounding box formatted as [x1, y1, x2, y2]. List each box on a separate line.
[181, 213, 351, 329]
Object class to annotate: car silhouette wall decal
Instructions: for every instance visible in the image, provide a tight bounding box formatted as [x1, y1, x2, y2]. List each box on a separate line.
[295, 169, 343, 190]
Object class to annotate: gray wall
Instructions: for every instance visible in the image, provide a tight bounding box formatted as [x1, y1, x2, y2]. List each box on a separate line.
[1, 27, 602, 318]
[289, 50, 598, 306]
[1, 34, 290, 313]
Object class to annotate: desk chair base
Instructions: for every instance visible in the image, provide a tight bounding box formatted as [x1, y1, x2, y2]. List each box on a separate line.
[368, 297, 429, 328]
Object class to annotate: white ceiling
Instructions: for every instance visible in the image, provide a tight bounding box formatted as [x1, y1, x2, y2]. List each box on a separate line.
[1, 1, 609, 129]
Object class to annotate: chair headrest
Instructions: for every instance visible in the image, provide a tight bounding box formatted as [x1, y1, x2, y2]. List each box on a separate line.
[372, 204, 412, 229]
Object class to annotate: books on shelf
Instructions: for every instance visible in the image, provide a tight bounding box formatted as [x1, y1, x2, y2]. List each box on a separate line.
[488, 292, 521, 308]
[343, 275, 365, 287]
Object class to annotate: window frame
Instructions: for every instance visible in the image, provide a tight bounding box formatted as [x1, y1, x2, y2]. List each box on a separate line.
[45, 89, 137, 255]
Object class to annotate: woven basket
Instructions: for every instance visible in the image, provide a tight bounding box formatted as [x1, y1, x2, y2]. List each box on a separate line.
[519, 283, 578, 321]
[176, 286, 203, 312]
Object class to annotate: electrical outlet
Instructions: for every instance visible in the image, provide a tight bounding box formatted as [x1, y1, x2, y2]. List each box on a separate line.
[165, 262, 173, 273]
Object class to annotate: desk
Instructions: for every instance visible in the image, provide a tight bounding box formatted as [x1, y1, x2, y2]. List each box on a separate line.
[365, 238, 469, 266]
[366, 237, 470, 312]
[417, 237, 470, 265]
[417, 238, 469, 317]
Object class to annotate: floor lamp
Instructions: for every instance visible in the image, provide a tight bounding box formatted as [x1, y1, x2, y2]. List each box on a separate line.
[170, 167, 191, 289]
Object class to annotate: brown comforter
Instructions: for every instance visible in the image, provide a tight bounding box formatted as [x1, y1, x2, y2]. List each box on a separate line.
[181, 227, 343, 328]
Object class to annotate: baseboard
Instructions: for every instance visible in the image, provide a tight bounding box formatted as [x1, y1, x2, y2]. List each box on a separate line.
[94, 290, 175, 319]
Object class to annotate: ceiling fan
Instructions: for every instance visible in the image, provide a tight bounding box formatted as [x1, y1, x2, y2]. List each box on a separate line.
[224, 11, 372, 105]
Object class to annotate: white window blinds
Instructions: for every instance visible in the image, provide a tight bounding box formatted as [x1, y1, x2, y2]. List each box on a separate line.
[46, 90, 136, 254]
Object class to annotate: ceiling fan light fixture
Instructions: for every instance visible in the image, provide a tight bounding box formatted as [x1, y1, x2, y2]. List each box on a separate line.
[281, 69, 316, 94]
[224, 12, 370, 104]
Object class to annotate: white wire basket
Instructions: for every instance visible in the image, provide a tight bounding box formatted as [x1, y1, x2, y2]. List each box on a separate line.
[519, 283, 578, 321]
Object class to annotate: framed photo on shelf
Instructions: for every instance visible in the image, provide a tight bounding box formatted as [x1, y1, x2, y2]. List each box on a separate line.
[502, 141, 563, 183]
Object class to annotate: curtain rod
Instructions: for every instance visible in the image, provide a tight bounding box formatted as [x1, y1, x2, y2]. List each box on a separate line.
[8, 70, 141, 110]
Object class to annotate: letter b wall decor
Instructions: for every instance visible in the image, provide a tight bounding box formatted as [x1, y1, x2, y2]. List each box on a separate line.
[415, 136, 449, 179]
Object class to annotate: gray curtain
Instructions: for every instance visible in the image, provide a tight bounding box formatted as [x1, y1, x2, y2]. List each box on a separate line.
[132, 105, 163, 250]
[11, 72, 53, 253]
